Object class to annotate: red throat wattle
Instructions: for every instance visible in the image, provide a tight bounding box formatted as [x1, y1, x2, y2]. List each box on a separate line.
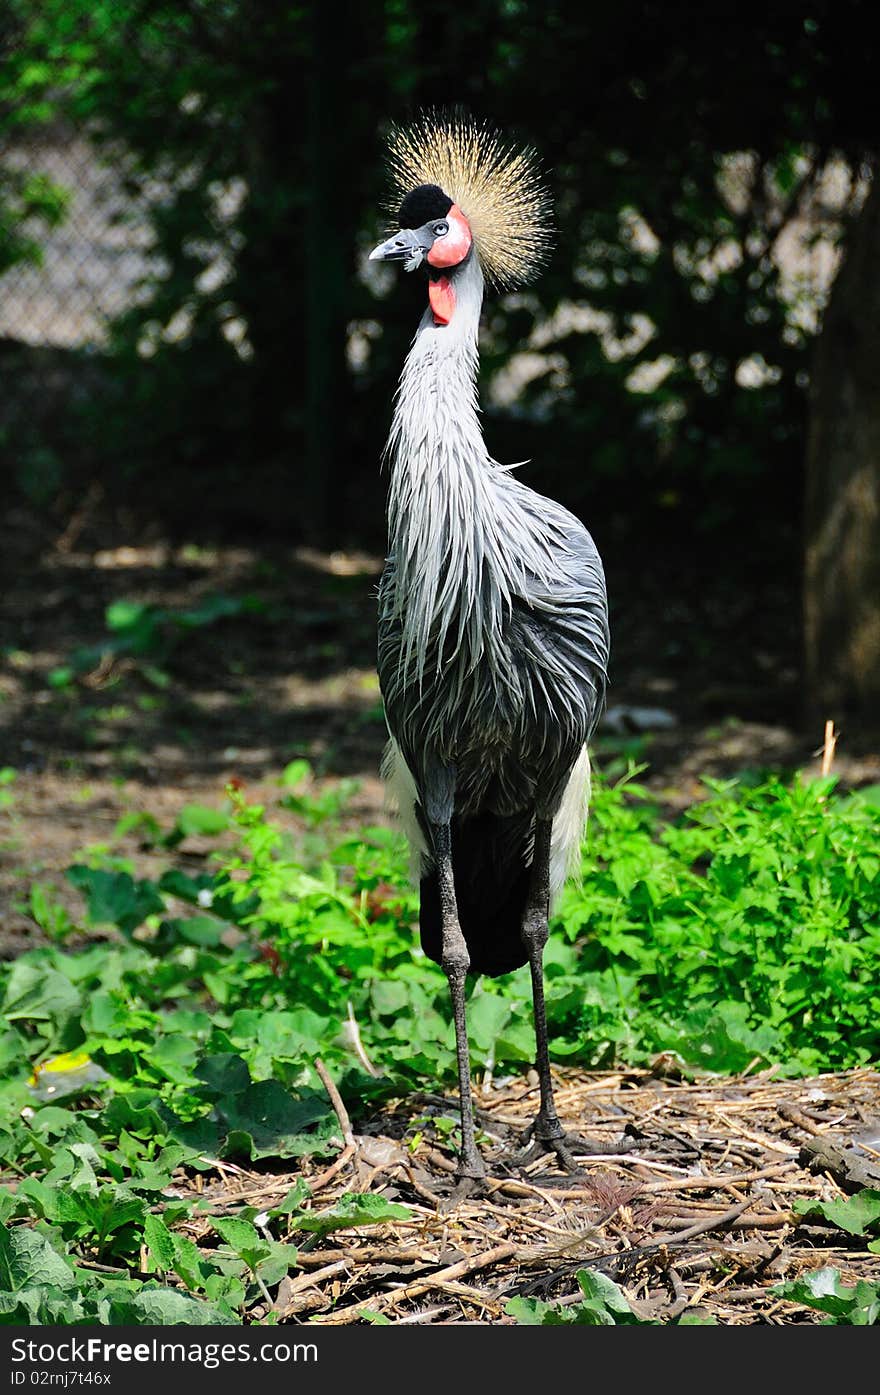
[429, 277, 455, 325]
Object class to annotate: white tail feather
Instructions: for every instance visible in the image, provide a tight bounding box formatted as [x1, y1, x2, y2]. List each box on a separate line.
[549, 746, 591, 905]
[381, 738, 427, 882]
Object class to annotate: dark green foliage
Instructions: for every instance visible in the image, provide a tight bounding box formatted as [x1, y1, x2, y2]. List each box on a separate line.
[0, 1, 72, 273]
[2, 0, 380, 533]
[48, 594, 264, 691]
[0, 168, 69, 277]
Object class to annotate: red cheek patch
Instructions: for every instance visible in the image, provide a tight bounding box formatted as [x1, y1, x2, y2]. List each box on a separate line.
[429, 276, 455, 325]
[426, 204, 472, 269]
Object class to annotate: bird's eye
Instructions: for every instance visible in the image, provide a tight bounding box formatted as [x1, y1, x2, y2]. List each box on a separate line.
[432, 220, 449, 236]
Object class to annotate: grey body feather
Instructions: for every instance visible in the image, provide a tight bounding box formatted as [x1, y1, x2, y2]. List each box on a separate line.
[378, 251, 608, 948]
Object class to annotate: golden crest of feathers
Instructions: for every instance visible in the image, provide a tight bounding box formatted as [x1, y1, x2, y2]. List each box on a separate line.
[385, 112, 553, 290]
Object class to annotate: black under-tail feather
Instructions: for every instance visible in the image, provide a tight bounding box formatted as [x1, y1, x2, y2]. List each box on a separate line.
[419, 811, 533, 978]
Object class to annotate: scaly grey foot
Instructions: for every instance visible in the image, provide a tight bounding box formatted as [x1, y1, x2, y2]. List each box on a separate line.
[516, 1116, 637, 1171]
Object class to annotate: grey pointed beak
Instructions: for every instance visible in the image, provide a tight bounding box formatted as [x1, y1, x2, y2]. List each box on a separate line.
[369, 228, 430, 272]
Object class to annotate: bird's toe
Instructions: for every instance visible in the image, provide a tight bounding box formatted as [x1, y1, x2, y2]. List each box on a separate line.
[514, 1122, 638, 1174]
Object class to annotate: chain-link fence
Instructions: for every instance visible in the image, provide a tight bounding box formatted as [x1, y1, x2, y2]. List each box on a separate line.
[0, 120, 157, 349]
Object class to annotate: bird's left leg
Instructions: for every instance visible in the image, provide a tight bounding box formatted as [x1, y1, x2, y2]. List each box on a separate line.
[518, 818, 632, 1171]
[430, 820, 485, 1181]
[517, 817, 574, 1164]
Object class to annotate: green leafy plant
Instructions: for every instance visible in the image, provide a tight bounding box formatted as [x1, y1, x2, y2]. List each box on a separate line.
[792, 1190, 880, 1249]
[289, 1193, 411, 1240]
[0, 768, 17, 812]
[549, 772, 880, 1073]
[507, 1269, 642, 1325]
[210, 1216, 298, 1292]
[28, 884, 77, 943]
[772, 1268, 880, 1325]
[505, 1268, 717, 1325]
[48, 594, 265, 689]
[278, 760, 362, 830]
[1, 769, 879, 1324]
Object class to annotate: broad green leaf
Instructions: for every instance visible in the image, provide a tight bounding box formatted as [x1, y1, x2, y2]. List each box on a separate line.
[270, 1181, 311, 1216]
[0, 1031, 25, 1074]
[506, 1269, 640, 1326]
[773, 1267, 880, 1324]
[145, 1034, 199, 1084]
[0, 1286, 86, 1324]
[167, 805, 231, 844]
[505, 1296, 574, 1325]
[254, 1242, 299, 1286]
[793, 1189, 880, 1237]
[167, 1232, 211, 1292]
[369, 980, 412, 1016]
[143, 1214, 177, 1271]
[0, 1225, 75, 1291]
[215, 1081, 336, 1161]
[112, 1287, 240, 1325]
[279, 760, 311, 789]
[204, 1272, 247, 1307]
[195, 1053, 251, 1096]
[576, 1268, 637, 1319]
[466, 993, 513, 1053]
[102, 1094, 168, 1141]
[291, 1193, 410, 1238]
[66, 866, 164, 934]
[228, 1009, 331, 1062]
[159, 916, 225, 948]
[55, 1188, 147, 1244]
[211, 1216, 263, 1255]
[2, 962, 80, 1023]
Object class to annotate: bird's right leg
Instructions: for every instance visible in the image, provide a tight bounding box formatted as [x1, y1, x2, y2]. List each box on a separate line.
[427, 807, 485, 1183]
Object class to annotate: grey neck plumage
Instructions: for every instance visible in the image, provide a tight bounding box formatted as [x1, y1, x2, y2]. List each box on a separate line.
[387, 250, 487, 517]
[384, 253, 558, 691]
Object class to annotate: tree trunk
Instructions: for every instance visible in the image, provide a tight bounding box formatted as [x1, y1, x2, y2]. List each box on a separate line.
[804, 174, 880, 725]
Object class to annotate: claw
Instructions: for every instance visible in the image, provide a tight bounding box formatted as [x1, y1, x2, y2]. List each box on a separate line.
[441, 1172, 490, 1210]
[516, 1128, 584, 1172]
[515, 1119, 638, 1173]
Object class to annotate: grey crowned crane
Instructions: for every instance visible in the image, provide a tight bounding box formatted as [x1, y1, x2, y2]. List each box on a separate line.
[371, 115, 612, 1181]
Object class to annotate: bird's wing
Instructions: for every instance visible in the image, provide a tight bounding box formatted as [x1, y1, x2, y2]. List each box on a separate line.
[506, 493, 611, 738]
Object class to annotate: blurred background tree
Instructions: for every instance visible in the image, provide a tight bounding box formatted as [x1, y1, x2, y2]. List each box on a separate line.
[0, 0, 877, 719]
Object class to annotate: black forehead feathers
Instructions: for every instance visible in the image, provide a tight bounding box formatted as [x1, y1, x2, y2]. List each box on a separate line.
[398, 183, 453, 229]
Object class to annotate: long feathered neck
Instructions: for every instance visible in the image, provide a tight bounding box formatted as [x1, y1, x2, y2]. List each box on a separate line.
[387, 252, 486, 486]
[385, 254, 531, 687]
